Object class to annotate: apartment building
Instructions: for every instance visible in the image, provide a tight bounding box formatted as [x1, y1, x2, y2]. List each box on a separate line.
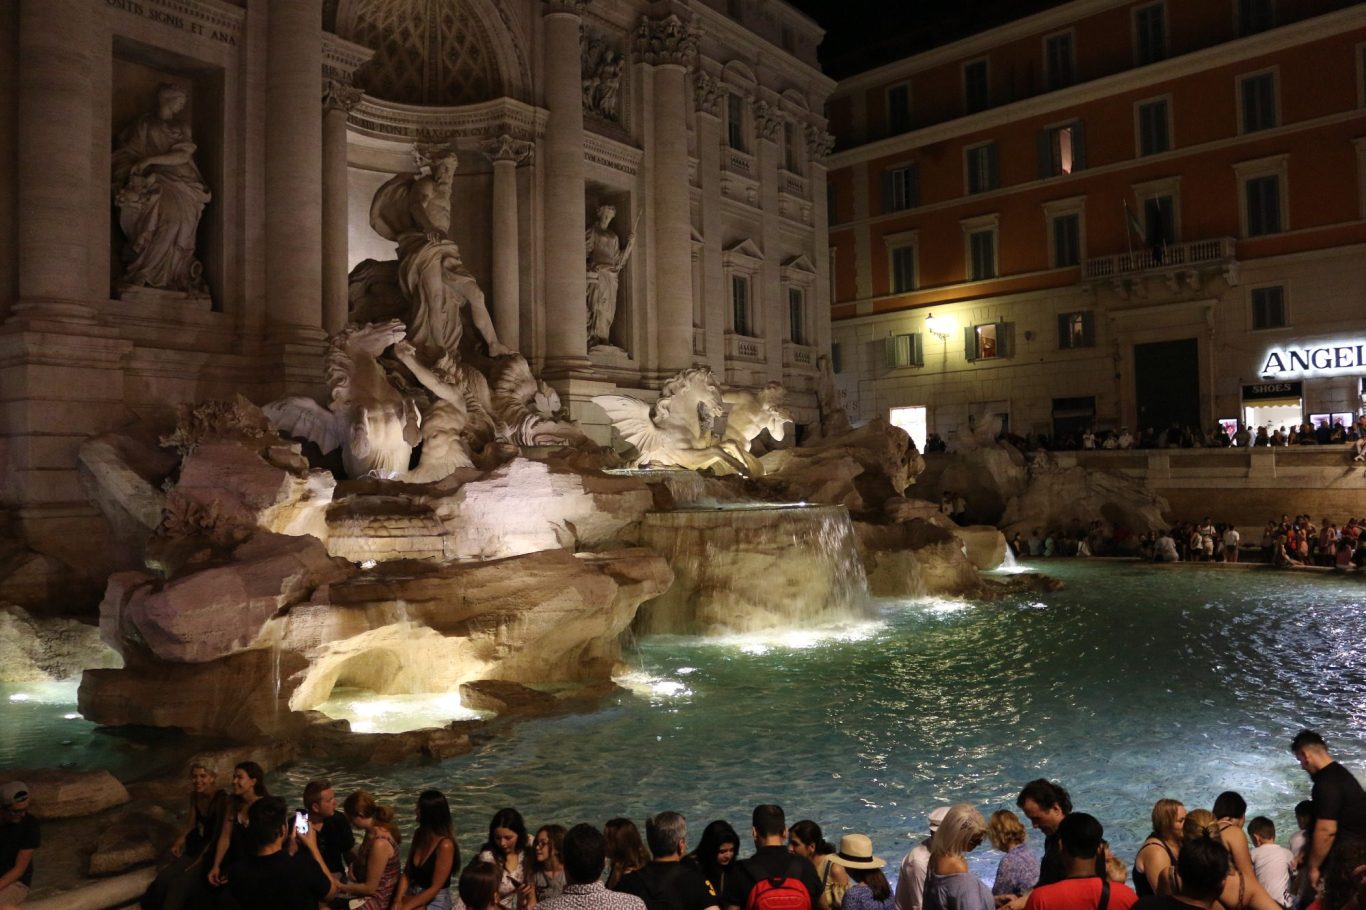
[825, 0, 1366, 448]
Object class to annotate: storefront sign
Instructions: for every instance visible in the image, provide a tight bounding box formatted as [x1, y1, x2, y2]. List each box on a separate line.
[1261, 342, 1366, 377]
[1242, 381, 1302, 400]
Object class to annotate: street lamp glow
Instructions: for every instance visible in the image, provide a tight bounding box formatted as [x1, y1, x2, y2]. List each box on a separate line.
[925, 312, 954, 339]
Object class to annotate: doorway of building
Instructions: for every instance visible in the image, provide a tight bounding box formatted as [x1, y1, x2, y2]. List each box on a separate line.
[1134, 338, 1200, 433]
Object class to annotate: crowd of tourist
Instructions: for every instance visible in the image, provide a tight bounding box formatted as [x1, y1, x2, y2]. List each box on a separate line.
[4, 731, 1363, 910]
[990, 415, 1366, 455]
[1002, 513, 1366, 571]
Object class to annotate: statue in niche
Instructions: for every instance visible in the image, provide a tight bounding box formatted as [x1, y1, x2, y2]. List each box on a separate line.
[585, 204, 638, 350]
[264, 320, 422, 480]
[721, 383, 792, 476]
[593, 367, 751, 474]
[369, 149, 511, 361]
[111, 83, 212, 298]
[582, 41, 624, 122]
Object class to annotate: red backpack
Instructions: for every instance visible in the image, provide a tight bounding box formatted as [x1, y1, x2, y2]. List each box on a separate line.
[745, 864, 812, 910]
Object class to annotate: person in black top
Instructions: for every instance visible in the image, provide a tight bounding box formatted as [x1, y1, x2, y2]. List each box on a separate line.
[721, 805, 822, 910]
[143, 763, 227, 910]
[1010, 779, 1105, 906]
[1133, 828, 1229, 910]
[619, 812, 718, 910]
[1291, 730, 1366, 910]
[302, 779, 355, 880]
[0, 781, 38, 907]
[222, 796, 337, 910]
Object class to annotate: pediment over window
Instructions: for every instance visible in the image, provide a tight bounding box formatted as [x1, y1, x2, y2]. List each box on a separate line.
[723, 238, 764, 263]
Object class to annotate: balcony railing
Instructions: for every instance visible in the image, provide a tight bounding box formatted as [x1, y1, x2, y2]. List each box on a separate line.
[782, 341, 817, 371]
[724, 148, 755, 179]
[778, 168, 808, 198]
[724, 332, 765, 362]
[1083, 237, 1236, 281]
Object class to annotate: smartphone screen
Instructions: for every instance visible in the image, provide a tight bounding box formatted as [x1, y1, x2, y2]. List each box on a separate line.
[294, 811, 310, 836]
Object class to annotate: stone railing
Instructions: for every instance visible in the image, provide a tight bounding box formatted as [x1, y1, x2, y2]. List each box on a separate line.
[1082, 236, 1236, 281]
[779, 168, 808, 198]
[782, 340, 817, 370]
[724, 147, 755, 179]
[724, 332, 765, 362]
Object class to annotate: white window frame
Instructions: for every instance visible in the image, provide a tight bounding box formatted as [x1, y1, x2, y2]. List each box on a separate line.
[884, 229, 920, 295]
[1248, 282, 1289, 332]
[1133, 94, 1174, 157]
[962, 57, 990, 113]
[1234, 154, 1289, 238]
[961, 213, 1000, 283]
[886, 81, 912, 134]
[1042, 196, 1086, 270]
[1132, 176, 1183, 245]
[964, 141, 998, 195]
[723, 242, 763, 336]
[1043, 29, 1077, 90]
[1132, 1, 1168, 66]
[884, 162, 919, 212]
[1236, 67, 1280, 135]
[1040, 117, 1083, 177]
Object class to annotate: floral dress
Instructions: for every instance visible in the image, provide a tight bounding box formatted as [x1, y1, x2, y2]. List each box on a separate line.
[355, 828, 401, 910]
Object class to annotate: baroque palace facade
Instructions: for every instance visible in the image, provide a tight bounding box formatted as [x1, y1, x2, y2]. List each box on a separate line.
[825, 0, 1366, 449]
[0, 0, 833, 565]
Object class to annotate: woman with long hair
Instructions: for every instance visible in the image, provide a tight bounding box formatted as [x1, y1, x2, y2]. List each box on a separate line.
[829, 834, 894, 910]
[604, 818, 649, 890]
[532, 825, 567, 903]
[922, 804, 993, 910]
[206, 761, 268, 887]
[1134, 798, 1185, 898]
[474, 807, 536, 910]
[686, 820, 741, 899]
[790, 819, 843, 910]
[986, 810, 1036, 900]
[143, 763, 227, 910]
[396, 790, 460, 910]
[1209, 793, 1283, 910]
[337, 790, 403, 909]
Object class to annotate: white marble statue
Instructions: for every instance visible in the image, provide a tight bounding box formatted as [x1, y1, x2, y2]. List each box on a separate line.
[111, 83, 211, 298]
[490, 356, 588, 447]
[593, 367, 751, 474]
[370, 150, 510, 361]
[264, 320, 421, 479]
[586, 205, 637, 349]
[722, 382, 792, 476]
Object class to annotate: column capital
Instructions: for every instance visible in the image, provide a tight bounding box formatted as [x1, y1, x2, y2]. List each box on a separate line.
[805, 124, 835, 163]
[543, 0, 588, 16]
[754, 100, 784, 144]
[693, 71, 725, 118]
[482, 133, 535, 165]
[321, 79, 364, 113]
[636, 13, 698, 68]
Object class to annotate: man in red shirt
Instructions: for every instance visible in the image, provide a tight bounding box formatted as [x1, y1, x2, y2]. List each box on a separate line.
[1024, 814, 1136, 910]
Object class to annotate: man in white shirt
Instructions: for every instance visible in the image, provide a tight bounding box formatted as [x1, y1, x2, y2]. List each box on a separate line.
[895, 806, 949, 910]
[1223, 526, 1241, 563]
[1248, 816, 1294, 907]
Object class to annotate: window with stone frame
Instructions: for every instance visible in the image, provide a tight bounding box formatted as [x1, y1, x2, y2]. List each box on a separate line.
[731, 273, 752, 335]
[1251, 285, 1286, 329]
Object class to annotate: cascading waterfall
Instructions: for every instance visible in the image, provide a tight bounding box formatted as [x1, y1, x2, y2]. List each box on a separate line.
[633, 503, 872, 636]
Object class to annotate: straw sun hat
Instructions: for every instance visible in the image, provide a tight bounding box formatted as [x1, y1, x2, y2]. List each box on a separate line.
[828, 833, 886, 870]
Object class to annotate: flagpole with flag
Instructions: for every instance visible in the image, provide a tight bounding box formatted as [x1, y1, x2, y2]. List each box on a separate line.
[1123, 200, 1144, 260]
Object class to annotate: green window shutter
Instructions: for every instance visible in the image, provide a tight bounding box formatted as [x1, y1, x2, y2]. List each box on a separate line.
[911, 332, 924, 366]
[1081, 311, 1095, 347]
[998, 321, 1015, 358]
[883, 335, 897, 369]
[1037, 130, 1052, 179]
[964, 326, 978, 362]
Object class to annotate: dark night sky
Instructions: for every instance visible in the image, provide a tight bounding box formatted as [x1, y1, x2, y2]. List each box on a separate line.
[785, 0, 1073, 78]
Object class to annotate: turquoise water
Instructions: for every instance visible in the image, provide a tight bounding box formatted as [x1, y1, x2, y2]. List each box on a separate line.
[5, 562, 1366, 882]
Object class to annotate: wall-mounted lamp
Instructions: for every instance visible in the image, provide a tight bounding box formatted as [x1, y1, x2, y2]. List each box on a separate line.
[925, 312, 954, 340]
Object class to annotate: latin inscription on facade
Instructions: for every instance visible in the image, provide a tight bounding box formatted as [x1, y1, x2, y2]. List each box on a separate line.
[105, 0, 241, 47]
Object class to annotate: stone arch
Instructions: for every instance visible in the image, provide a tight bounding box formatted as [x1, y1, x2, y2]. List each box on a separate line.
[721, 59, 759, 92]
[335, 0, 531, 105]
